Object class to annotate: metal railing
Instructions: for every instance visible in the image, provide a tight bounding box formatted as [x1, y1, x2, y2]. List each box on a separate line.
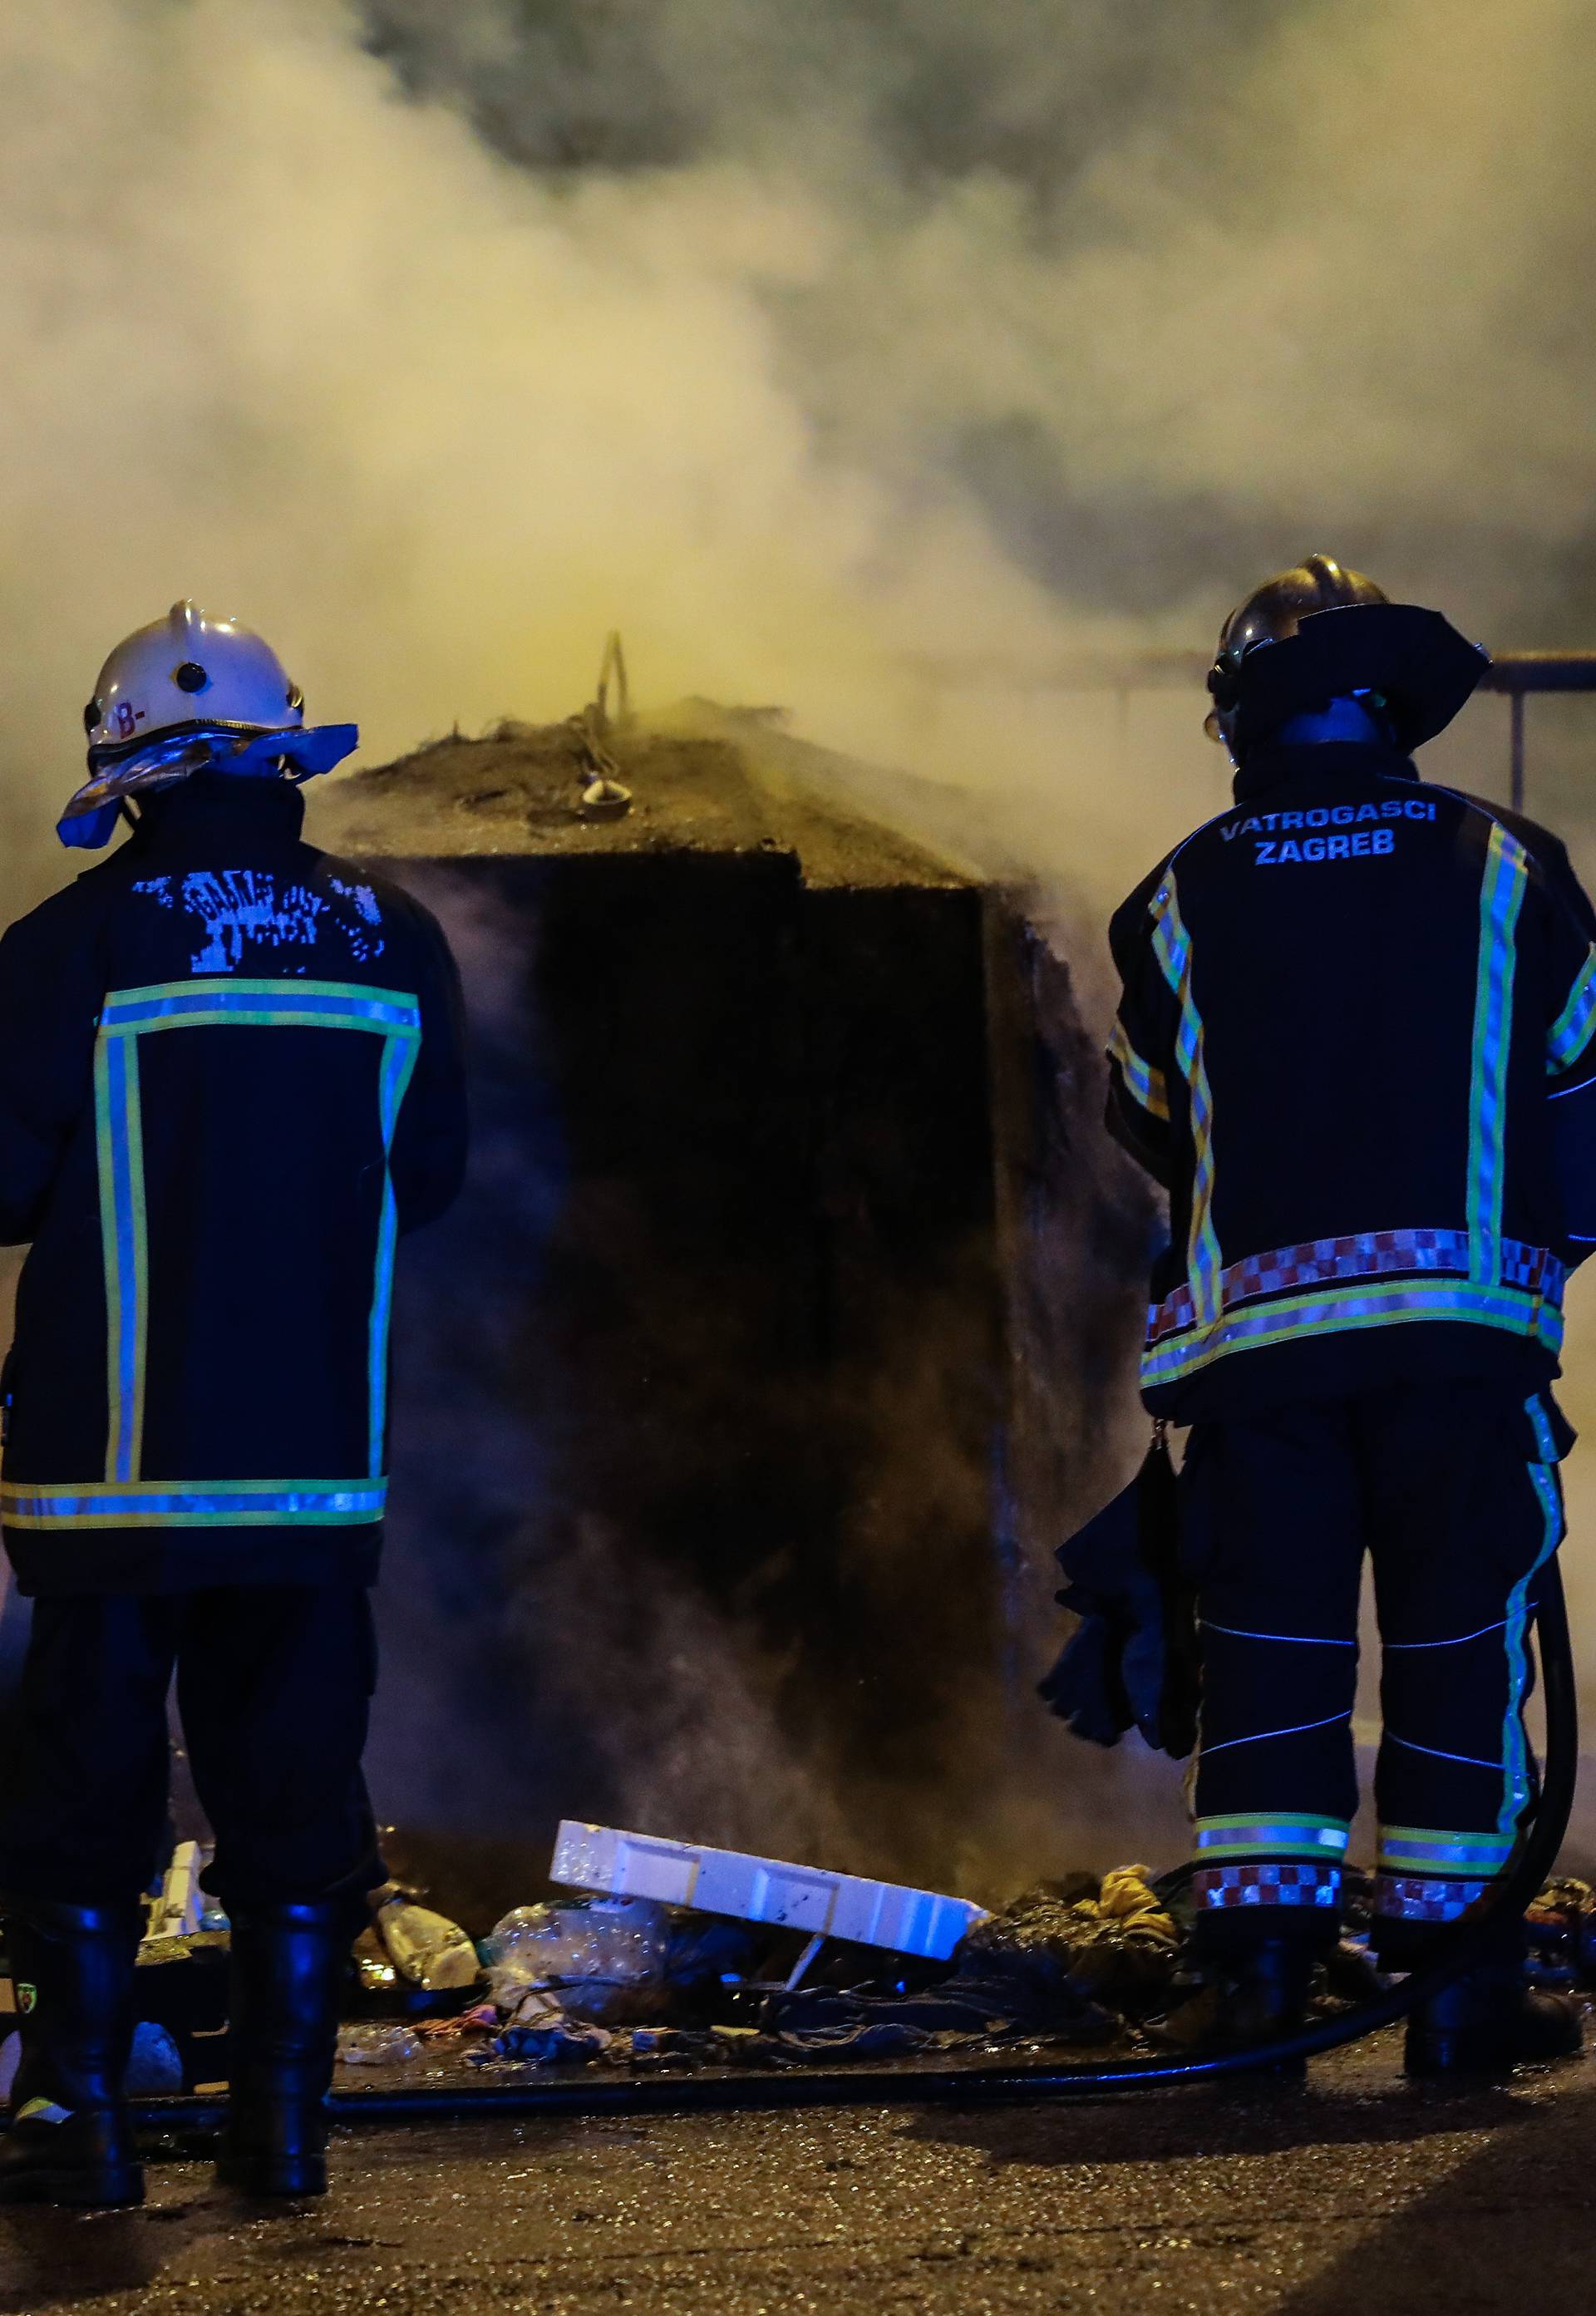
[913, 648, 1596, 814]
[1479, 655, 1596, 811]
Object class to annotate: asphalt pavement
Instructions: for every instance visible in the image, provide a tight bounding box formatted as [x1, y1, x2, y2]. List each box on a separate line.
[3, 2028, 1594, 2314]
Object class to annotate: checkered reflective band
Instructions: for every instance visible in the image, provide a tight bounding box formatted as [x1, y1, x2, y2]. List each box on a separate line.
[1193, 1863, 1342, 1912]
[1374, 1874, 1490, 1924]
[1149, 1229, 1564, 1348]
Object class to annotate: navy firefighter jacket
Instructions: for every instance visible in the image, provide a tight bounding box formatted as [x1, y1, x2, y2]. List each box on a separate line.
[0, 776, 468, 1595]
[1106, 741, 1596, 1424]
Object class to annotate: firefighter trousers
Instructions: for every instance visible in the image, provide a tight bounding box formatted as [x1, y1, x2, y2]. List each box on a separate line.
[1180, 1379, 1569, 1954]
[0, 1584, 383, 1912]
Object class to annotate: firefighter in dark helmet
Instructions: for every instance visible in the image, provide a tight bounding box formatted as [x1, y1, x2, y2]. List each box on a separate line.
[0, 603, 467, 2204]
[1106, 556, 1594, 2072]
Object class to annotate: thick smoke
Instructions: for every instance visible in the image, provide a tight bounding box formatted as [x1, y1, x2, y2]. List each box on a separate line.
[4, 0, 1596, 1869]
[5, 0, 1596, 909]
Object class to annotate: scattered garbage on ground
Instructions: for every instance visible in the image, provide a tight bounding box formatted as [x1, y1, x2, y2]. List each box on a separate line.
[7, 1821, 1594, 2097]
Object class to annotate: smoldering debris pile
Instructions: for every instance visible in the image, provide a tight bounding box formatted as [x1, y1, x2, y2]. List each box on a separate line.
[8, 1856, 1594, 2100]
[316, 1865, 1596, 2084]
[330, 1869, 1185, 2078]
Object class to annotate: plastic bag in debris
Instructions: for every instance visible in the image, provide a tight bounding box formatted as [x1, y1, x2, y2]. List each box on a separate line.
[662, 1914, 760, 1998]
[337, 2021, 424, 2067]
[373, 1895, 480, 1993]
[483, 1898, 671, 2023]
[123, 2021, 185, 2097]
[958, 1867, 1180, 2018]
[479, 2017, 614, 2067]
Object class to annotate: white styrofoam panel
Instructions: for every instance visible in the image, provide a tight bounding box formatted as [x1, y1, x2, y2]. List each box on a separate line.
[550, 1821, 988, 1962]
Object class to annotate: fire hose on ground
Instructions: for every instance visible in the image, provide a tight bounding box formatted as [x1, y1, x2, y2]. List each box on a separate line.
[90, 1558, 1577, 2136]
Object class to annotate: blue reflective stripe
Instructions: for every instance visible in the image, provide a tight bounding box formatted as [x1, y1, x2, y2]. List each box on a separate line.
[1149, 877, 1221, 1327]
[0, 1481, 386, 1530]
[78, 976, 422, 1524]
[1195, 1817, 1349, 1859]
[1383, 1619, 1510, 1650]
[1549, 949, 1596, 1073]
[101, 981, 420, 1036]
[1387, 1732, 1509, 1772]
[1467, 825, 1529, 1288]
[1142, 1276, 1561, 1388]
[368, 1032, 420, 1479]
[1199, 1710, 1350, 1757]
[94, 1032, 147, 1484]
[1501, 1397, 1564, 1832]
[1377, 1830, 1515, 1873]
[1201, 1622, 1356, 1647]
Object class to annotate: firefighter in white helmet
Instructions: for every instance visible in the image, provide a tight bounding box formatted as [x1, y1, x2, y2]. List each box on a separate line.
[61, 598, 359, 849]
[0, 604, 467, 2205]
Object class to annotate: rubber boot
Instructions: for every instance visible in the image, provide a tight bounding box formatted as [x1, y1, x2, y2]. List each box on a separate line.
[1405, 1943, 1584, 2077]
[1209, 1934, 1318, 2057]
[1162, 1931, 1320, 2067]
[217, 1900, 348, 2197]
[0, 1900, 145, 2208]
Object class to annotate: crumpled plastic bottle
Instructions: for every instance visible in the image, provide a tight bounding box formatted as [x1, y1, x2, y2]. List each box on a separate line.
[374, 1897, 480, 1992]
[482, 1898, 670, 2023]
[337, 2021, 424, 2067]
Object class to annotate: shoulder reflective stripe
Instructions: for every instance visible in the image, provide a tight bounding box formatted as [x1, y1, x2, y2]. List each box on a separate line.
[1140, 1276, 1562, 1388]
[101, 979, 421, 1037]
[94, 1031, 147, 1485]
[0, 1479, 387, 1530]
[1148, 877, 1222, 1325]
[1106, 1020, 1170, 1123]
[1147, 1229, 1564, 1348]
[368, 1032, 421, 1479]
[1376, 1827, 1514, 1875]
[1549, 949, 1596, 1073]
[1467, 825, 1530, 1288]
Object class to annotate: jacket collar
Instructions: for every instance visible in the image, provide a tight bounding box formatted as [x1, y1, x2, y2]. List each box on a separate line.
[1232, 741, 1420, 803]
[119, 773, 307, 860]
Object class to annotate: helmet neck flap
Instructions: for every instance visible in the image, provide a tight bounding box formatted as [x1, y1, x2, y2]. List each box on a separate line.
[1206, 556, 1488, 764]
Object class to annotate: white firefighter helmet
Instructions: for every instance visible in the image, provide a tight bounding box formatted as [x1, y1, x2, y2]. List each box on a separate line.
[84, 599, 306, 769]
[60, 601, 358, 850]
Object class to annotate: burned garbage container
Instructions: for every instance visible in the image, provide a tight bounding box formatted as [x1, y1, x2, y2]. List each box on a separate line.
[306, 700, 1150, 1904]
